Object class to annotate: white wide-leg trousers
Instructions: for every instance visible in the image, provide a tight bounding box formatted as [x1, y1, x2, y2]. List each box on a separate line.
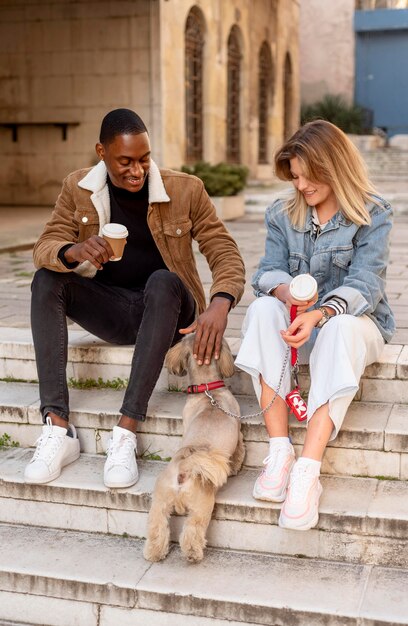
[235, 296, 385, 440]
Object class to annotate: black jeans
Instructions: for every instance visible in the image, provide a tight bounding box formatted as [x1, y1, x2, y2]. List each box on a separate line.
[31, 268, 195, 422]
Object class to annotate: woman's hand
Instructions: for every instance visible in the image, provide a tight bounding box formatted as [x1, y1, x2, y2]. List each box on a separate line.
[280, 310, 322, 348]
[272, 284, 318, 314]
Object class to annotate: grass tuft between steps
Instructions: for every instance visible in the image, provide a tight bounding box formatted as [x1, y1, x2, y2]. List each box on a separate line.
[168, 384, 184, 392]
[140, 444, 171, 462]
[0, 376, 38, 384]
[353, 474, 403, 481]
[0, 433, 20, 448]
[68, 377, 128, 390]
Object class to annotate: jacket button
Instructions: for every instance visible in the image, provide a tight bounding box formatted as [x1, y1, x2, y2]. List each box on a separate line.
[176, 228, 182, 235]
[82, 216, 88, 223]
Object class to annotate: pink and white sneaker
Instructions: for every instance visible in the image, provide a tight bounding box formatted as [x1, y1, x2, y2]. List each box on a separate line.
[252, 442, 296, 502]
[279, 461, 323, 530]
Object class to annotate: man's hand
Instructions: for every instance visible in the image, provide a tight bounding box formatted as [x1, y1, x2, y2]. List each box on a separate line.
[179, 297, 231, 365]
[64, 236, 114, 270]
[273, 283, 318, 314]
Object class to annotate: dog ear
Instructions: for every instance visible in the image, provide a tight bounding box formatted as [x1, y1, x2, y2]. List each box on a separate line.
[165, 338, 189, 376]
[217, 339, 235, 379]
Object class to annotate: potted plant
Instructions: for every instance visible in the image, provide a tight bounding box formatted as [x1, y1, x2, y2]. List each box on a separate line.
[181, 161, 249, 220]
[301, 94, 386, 150]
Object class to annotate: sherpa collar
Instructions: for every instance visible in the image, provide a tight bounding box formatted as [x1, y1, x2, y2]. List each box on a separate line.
[77, 158, 170, 204]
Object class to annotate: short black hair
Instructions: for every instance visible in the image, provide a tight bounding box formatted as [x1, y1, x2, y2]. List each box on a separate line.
[99, 108, 148, 144]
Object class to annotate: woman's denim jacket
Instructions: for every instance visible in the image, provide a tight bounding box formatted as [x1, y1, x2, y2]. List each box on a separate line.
[252, 196, 395, 343]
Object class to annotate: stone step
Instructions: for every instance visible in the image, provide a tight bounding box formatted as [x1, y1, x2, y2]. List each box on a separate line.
[1, 327, 408, 401]
[0, 449, 407, 567]
[0, 523, 407, 626]
[1, 382, 408, 478]
[245, 192, 408, 215]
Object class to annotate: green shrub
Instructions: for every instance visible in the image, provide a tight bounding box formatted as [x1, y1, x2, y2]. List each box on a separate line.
[301, 95, 368, 135]
[181, 161, 249, 197]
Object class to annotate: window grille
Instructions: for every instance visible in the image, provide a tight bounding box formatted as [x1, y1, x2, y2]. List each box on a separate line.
[356, 0, 407, 9]
[258, 42, 272, 164]
[284, 53, 293, 140]
[185, 11, 204, 162]
[227, 28, 241, 163]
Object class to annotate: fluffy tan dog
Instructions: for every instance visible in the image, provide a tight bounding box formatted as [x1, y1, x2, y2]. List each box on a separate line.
[143, 333, 245, 563]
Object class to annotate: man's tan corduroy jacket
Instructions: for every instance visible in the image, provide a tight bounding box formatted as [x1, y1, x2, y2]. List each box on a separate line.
[33, 159, 245, 314]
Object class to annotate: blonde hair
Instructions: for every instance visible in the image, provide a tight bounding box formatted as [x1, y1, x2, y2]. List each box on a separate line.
[274, 120, 379, 228]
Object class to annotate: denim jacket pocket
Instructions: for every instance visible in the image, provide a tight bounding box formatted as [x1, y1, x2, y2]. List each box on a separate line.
[332, 247, 354, 285]
[289, 253, 310, 277]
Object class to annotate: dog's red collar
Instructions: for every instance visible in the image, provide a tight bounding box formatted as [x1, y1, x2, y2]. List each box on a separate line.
[187, 381, 225, 394]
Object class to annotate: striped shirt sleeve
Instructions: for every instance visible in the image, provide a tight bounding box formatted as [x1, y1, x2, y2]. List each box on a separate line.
[323, 296, 347, 315]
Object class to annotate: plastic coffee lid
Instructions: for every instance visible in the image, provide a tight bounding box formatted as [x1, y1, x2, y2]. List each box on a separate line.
[289, 274, 318, 301]
[101, 223, 129, 239]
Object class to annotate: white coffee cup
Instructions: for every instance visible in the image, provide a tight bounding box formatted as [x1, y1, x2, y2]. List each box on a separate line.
[101, 223, 129, 261]
[289, 274, 318, 302]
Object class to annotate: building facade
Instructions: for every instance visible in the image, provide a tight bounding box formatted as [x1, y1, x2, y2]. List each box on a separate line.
[300, 0, 408, 129]
[0, 0, 300, 205]
[354, 6, 408, 135]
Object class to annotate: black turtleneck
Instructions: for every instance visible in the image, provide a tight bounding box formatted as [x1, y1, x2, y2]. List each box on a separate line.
[94, 176, 168, 289]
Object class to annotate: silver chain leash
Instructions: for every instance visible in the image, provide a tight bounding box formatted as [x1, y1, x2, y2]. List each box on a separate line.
[204, 347, 291, 420]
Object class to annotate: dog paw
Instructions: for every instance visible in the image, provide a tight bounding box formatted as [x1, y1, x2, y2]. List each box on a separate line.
[143, 541, 169, 562]
[184, 548, 204, 563]
[180, 540, 204, 563]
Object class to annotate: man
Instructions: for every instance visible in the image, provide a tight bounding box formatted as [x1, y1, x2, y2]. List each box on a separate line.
[25, 108, 245, 488]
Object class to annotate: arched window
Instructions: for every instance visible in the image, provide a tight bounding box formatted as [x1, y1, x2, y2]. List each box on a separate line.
[258, 42, 273, 164]
[226, 26, 242, 163]
[355, 0, 406, 9]
[283, 52, 294, 140]
[185, 8, 205, 162]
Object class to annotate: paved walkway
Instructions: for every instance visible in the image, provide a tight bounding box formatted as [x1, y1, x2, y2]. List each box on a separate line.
[0, 179, 407, 345]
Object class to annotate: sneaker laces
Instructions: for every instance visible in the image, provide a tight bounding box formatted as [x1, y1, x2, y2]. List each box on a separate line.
[107, 435, 135, 468]
[32, 425, 65, 465]
[288, 464, 316, 500]
[262, 446, 292, 476]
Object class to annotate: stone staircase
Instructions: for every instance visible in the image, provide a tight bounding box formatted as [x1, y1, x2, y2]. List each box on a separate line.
[362, 149, 408, 182]
[0, 328, 408, 625]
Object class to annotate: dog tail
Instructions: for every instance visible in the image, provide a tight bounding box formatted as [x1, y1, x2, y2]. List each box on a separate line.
[174, 445, 230, 489]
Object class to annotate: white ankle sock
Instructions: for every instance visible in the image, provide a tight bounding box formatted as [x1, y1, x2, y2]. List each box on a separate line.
[269, 437, 291, 450]
[296, 457, 321, 474]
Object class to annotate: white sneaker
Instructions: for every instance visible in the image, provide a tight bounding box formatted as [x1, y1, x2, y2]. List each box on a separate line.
[252, 443, 296, 502]
[279, 461, 323, 530]
[104, 425, 138, 488]
[24, 416, 80, 484]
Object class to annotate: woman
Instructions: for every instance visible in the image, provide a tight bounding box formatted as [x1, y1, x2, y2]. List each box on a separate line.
[235, 120, 395, 531]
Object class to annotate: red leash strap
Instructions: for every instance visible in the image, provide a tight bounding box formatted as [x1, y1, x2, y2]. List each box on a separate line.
[289, 305, 298, 369]
[285, 304, 308, 421]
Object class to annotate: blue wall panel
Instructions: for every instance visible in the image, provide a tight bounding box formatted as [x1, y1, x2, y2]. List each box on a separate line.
[354, 9, 408, 136]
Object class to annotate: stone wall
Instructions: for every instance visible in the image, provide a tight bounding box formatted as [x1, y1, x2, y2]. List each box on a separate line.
[0, 0, 299, 205]
[0, 0, 155, 205]
[300, 0, 355, 106]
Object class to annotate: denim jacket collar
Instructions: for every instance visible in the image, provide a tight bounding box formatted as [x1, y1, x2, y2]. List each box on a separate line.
[292, 208, 353, 233]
